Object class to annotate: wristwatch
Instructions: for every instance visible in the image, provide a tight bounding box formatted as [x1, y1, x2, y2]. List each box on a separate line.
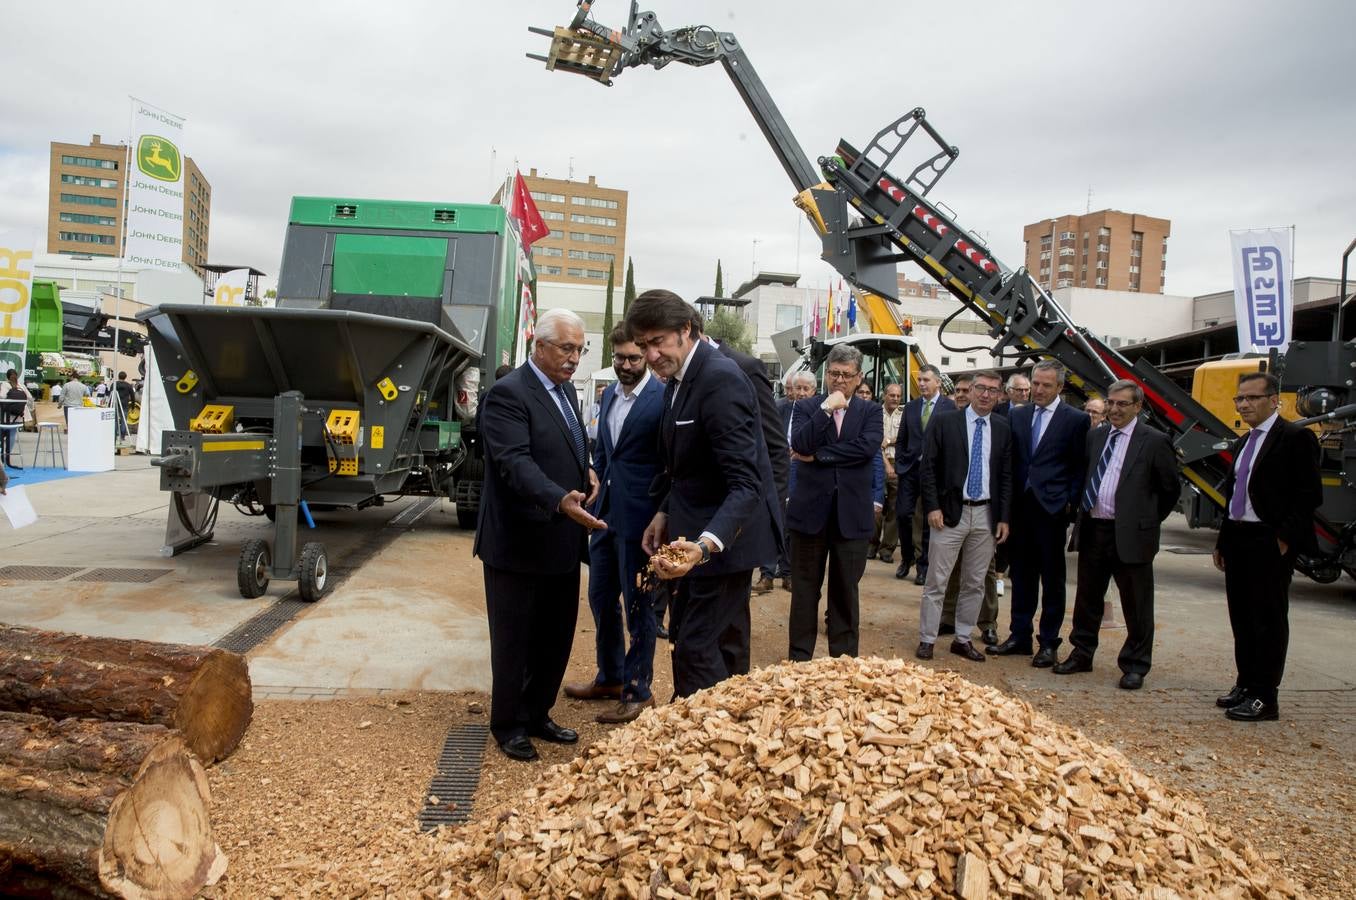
[697, 540, 712, 566]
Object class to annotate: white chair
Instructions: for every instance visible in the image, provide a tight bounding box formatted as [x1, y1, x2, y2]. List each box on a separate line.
[32, 422, 66, 469]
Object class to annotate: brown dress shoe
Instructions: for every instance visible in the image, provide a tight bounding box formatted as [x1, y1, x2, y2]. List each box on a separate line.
[563, 681, 622, 701]
[596, 697, 656, 724]
[752, 576, 774, 594]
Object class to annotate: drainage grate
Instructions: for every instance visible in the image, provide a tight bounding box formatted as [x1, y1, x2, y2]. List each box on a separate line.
[418, 722, 490, 831]
[213, 599, 310, 654]
[0, 565, 86, 581]
[71, 567, 173, 584]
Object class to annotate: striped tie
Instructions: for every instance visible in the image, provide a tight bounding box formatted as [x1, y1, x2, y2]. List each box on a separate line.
[965, 418, 985, 499]
[553, 383, 587, 465]
[1082, 430, 1121, 512]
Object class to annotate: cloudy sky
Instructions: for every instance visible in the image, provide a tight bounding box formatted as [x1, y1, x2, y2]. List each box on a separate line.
[4, 0, 1352, 303]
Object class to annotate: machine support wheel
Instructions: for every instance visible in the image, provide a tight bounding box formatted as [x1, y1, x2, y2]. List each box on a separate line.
[237, 539, 271, 599]
[298, 542, 330, 602]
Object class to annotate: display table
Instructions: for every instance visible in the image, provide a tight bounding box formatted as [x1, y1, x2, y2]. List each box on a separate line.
[67, 407, 115, 472]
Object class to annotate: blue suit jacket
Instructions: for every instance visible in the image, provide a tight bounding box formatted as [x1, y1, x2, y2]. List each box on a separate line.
[786, 395, 883, 540]
[589, 375, 664, 543]
[1009, 399, 1091, 514]
[895, 394, 956, 478]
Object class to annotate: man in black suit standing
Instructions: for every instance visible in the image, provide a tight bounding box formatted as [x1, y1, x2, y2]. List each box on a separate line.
[629, 290, 782, 697]
[767, 371, 818, 592]
[1213, 371, 1322, 721]
[916, 370, 1011, 662]
[1053, 379, 1178, 689]
[895, 364, 955, 585]
[785, 344, 883, 660]
[990, 360, 1090, 665]
[474, 308, 603, 762]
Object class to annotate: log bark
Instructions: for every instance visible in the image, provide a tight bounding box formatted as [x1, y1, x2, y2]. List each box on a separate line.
[0, 626, 252, 765]
[0, 712, 226, 898]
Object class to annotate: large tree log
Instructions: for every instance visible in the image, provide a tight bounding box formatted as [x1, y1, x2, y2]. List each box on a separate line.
[0, 626, 251, 765]
[0, 712, 226, 898]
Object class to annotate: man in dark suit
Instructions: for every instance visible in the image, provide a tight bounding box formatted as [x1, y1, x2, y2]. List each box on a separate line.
[916, 370, 1011, 661]
[990, 360, 1090, 665]
[473, 308, 603, 762]
[769, 371, 818, 591]
[628, 290, 782, 697]
[895, 364, 956, 585]
[562, 325, 665, 723]
[993, 372, 1030, 418]
[1053, 379, 1178, 689]
[785, 344, 883, 660]
[1213, 371, 1322, 721]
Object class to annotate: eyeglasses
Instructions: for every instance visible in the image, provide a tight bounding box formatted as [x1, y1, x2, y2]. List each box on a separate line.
[1105, 399, 1139, 409]
[1232, 393, 1276, 404]
[826, 369, 860, 381]
[540, 338, 589, 358]
[971, 385, 1001, 395]
[612, 353, 644, 365]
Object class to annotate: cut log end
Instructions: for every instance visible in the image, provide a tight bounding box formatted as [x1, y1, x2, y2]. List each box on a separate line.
[174, 650, 253, 765]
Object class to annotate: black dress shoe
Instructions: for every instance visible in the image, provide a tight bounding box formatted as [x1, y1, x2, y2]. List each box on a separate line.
[938, 623, 955, 636]
[1031, 647, 1058, 668]
[865, 549, 878, 560]
[915, 642, 934, 660]
[1118, 672, 1144, 690]
[1053, 653, 1094, 674]
[981, 628, 999, 648]
[895, 562, 911, 580]
[499, 735, 538, 762]
[949, 640, 985, 662]
[1216, 685, 1246, 708]
[529, 719, 579, 744]
[878, 550, 894, 564]
[987, 636, 1033, 656]
[656, 624, 670, 641]
[1225, 697, 1279, 721]
[913, 569, 926, 586]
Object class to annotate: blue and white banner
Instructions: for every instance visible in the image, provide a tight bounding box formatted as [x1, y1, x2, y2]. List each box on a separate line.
[1229, 228, 1294, 353]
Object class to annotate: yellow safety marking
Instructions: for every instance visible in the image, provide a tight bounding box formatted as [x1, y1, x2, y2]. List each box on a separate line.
[1321, 476, 1343, 487]
[201, 440, 265, 452]
[371, 425, 385, 449]
[175, 370, 198, 394]
[376, 377, 398, 401]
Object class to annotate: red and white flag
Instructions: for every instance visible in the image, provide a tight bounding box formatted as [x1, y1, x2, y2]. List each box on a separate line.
[507, 170, 549, 250]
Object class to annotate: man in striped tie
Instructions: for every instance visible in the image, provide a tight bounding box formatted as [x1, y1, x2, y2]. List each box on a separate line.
[1053, 380, 1178, 689]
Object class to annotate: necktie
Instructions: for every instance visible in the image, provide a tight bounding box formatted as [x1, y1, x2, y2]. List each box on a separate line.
[965, 418, 986, 500]
[552, 383, 587, 465]
[1229, 429, 1261, 519]
[1031, 406, 1044, 455]
[1082, 430, 1121, 511]
[833, 408, 845, 436]
[921, 398, 933, 430]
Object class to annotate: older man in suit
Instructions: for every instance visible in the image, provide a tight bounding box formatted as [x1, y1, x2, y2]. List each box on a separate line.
[895, 364, 956, 585]
[630, 290, 782, 697]
[563, 324, 665, 724]
[1214, 371, 1322, 721]
[1053, 379, 1178, 689]
[474, 308, 603, 762]
[785, 344, 883, 660]
[990, 360, 1090, 665]
[916, 370, 1012, 661]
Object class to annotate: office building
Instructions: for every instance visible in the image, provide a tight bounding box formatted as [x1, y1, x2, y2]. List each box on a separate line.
[1022, 210, 1169, 293]
[494, 169, 627, 287]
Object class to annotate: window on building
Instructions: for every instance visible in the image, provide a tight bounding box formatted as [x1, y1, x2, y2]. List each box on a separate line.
[530, 191, 565, 203]
[1096, 261, 1107, 269]
[1059, 247, 1074, 257]
[1097, 243, 1109, 253]
[1058, 264, 1072, 273]
[58, 231, 116, 245]
[1056, 278, 1073, 288]
[539, 265, 562, 275]
[1059, 231, 1075, 240]
[60, 192, 117, 207]
[584, 269, 608, 280]
[774, 304, 802, 331]
[1039, 250, 1051, 260]
[570, 196, 619, 209]
[1040, 235, 1052, 247]
[61, 155, 117, 170]
[1099, 226, 1111, 236]
[567, 267, 587, 277]
[540, 210, 565, 221]
[1129, 265, 1140, 274]
[568, 249, 615, 262]
[1096, 277, 1107, 286]
[570, 213, 617, 227]
[535, 246, 563, 257]
[60, 174, 118, 188]
[59, 212, 116, 226]
[568, 232, 617, 245]
[547, 229, 563, 240]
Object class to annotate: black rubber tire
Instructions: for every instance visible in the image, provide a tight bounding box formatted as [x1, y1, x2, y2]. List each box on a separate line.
[237, 539, 271, 599]
[298, 542, 329, 602]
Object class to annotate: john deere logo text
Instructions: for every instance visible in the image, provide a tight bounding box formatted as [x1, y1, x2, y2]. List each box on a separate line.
[137, 135, 181, 182]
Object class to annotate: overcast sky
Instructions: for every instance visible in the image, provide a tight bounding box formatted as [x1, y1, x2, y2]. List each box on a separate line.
[4, 1, 1352, 304]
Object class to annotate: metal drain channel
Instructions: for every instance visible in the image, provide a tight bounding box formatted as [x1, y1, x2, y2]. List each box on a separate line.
[72, 567, 172, 584]
[213, 599, 311, 654]
[0, 565, 86, 581]
[418, 722, 490, 830]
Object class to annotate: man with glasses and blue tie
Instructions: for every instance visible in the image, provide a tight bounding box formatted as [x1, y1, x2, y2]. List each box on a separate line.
[1053, 379, 1177, 689]
[474, 308, 603, 762]
[915, 370, 1012, 662]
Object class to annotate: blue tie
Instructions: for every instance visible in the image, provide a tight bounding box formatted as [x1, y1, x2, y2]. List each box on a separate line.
[966, 418, 986, 500]
[1031, 406, 1044, 455]
[552, 383, 587, 465]
[1082, 430, 1121, 511]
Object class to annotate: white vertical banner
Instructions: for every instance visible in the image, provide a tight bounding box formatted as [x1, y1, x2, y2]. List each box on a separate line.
[1229, 227, 1294, 353]
[125, 99, 187, 272]
[212, 268, 250, 306]
[0, 232, 36, 377]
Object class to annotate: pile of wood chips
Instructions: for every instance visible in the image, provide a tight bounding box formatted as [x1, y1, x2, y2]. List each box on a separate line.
[413, 657, 1293, 899]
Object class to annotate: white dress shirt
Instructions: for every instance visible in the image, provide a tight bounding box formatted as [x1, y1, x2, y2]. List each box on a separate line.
[1090, 416, 1138, 519]
[1030, 395, 1061, 450]
[607, 370, 652, 447]
[1231, 411, 1278, 523]
[669, 340, 701, 407]
[963, 406, 992, 501]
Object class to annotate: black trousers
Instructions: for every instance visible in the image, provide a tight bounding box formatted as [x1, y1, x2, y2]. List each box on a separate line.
[483, 563, 580, 743]
[1219, 519, 1292, 703]
[1068, 518, 1155, 675]
[1008, 492, 1071, 648]
[670, 570, 751, 698]
[788, 506, 868, 660]
[895, 467, 931, 569]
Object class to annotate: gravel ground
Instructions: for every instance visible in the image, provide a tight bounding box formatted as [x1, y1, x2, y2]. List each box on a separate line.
[206, 547, 1355, 898]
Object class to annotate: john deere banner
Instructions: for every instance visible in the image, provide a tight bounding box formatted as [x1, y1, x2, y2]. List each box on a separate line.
[1229, 227, 1294, 354]
[124, 99, 187, 272]
[0, 232, 36, 377]
[212, 268, 250, 306]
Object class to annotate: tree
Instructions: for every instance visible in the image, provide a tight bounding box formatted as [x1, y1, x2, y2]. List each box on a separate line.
[602, 260, 616, 337]
[714, 260, 724, 298]
[623, 257, 636, 312]
[706, 307, 753, 355]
